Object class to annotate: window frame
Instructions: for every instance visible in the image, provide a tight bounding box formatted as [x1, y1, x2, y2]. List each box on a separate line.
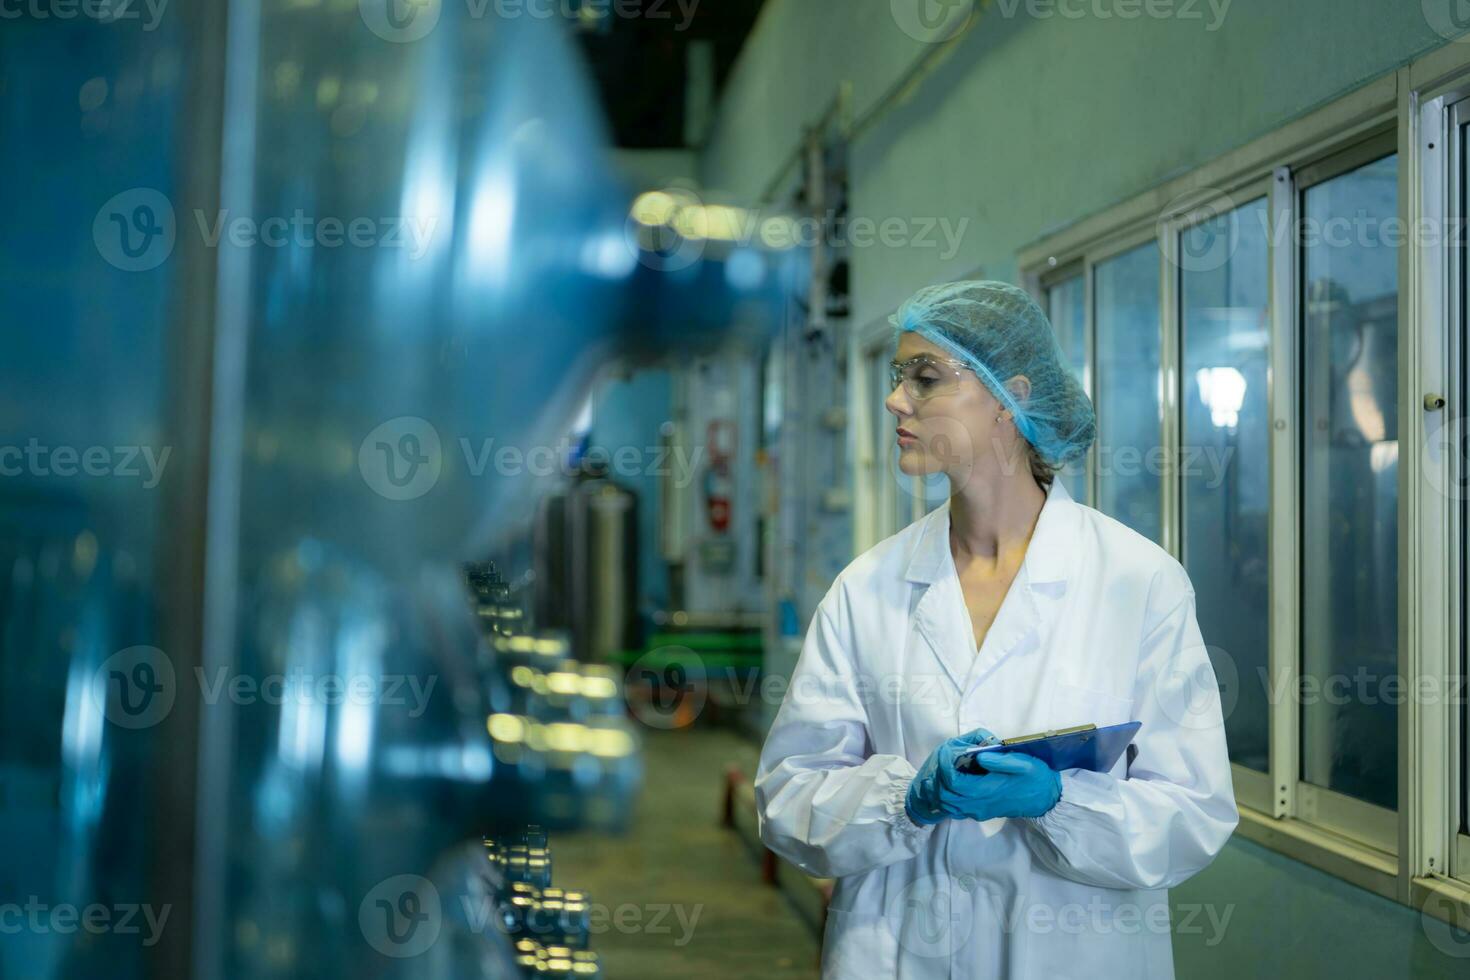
[1018, 66, 1470, 913]
[851, 325, 926, 552]
[1162, 177, 1275, 817]
[1089, 230, 1169, 547]
[1290, 130, 1402, 855]
[1416, 73, 1470, 898]
[1040, 262, 1092, 505]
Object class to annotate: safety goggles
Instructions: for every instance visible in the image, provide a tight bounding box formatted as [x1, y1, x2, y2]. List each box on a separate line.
[888, 354, 973, 401]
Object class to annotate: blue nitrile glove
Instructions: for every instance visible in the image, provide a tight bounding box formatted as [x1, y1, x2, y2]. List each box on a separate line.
[905, 728, 998, 826]
[939, 749, 1062, 820]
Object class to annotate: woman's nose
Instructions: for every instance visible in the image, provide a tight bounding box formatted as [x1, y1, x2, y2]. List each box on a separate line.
[884, 386, 912, 418]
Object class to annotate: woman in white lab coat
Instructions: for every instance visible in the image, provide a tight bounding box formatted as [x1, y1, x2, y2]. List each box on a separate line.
[756, 281, 1238, 979]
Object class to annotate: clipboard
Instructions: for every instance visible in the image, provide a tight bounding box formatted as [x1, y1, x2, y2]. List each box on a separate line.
[955, 721, 1141, 775]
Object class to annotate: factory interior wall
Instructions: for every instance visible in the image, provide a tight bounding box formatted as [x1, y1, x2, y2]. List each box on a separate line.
[703, 0, 1450, 327]
[702, 1, 1468, 971]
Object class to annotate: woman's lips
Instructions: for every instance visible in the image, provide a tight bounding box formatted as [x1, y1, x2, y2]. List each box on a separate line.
[896, 427, 917, 446]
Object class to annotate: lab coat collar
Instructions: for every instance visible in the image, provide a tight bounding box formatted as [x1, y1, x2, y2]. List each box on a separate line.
[905, 478, 1080, 694]
[903, 477, 1079, 591]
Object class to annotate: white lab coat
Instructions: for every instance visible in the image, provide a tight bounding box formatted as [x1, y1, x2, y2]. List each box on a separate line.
[756, 479, 1238, 980]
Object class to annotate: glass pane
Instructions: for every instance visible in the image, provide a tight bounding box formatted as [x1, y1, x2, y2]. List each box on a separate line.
[1300, 153, 1399, 810]
[1180, 198, 1271, 773]
[1046, 275, 1089, 503]
[1095, 242, 1163, 541]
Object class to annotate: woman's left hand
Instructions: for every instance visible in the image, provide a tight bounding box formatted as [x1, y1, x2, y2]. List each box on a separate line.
[938, 750, 1062, 821]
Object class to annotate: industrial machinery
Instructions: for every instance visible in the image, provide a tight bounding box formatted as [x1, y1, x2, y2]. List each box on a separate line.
[0, 5, 795, 980]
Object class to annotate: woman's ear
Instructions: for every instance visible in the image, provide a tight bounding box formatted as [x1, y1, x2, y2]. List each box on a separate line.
[1004, 375, 1032, 405]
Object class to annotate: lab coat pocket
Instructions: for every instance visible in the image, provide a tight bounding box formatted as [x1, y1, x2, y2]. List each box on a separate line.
[1047, 681, 1134, 731]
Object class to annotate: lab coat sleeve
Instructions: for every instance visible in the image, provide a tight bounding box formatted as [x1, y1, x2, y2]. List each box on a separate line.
[755, 592, 933, 879]
[1020, 570, 1239, 890]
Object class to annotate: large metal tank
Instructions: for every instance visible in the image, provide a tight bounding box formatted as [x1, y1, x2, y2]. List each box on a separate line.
[534, 459, 640, 662]
[0, 3, 796, 980]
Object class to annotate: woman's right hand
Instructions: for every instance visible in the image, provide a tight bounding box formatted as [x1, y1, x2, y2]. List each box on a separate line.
[904, 728, 998, 825]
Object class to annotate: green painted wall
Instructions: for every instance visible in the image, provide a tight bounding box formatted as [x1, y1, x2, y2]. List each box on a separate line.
[706, 1, 1470, 974]
[704, 0, 1450, 326]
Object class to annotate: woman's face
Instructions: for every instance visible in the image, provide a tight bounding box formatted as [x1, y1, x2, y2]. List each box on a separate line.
[884, 333, 1026, 485]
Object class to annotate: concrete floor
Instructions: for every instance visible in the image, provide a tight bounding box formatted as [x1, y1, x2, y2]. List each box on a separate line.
[555, 728, 820, 980]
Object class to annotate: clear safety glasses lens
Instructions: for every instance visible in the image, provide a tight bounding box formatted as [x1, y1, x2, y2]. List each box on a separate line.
[889, 356, 967, 401]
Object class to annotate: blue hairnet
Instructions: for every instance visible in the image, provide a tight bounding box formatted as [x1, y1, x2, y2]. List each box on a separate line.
[888, 280, 1096, 466]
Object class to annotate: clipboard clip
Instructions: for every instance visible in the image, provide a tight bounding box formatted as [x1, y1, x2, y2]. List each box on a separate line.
[999, 722, 1096, 746]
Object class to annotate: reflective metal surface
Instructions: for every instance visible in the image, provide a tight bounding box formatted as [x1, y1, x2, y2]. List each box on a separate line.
[0, 3, 793, 979]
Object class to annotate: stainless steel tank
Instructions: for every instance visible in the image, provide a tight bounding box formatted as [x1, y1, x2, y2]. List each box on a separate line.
[0, 3, 795, 979]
